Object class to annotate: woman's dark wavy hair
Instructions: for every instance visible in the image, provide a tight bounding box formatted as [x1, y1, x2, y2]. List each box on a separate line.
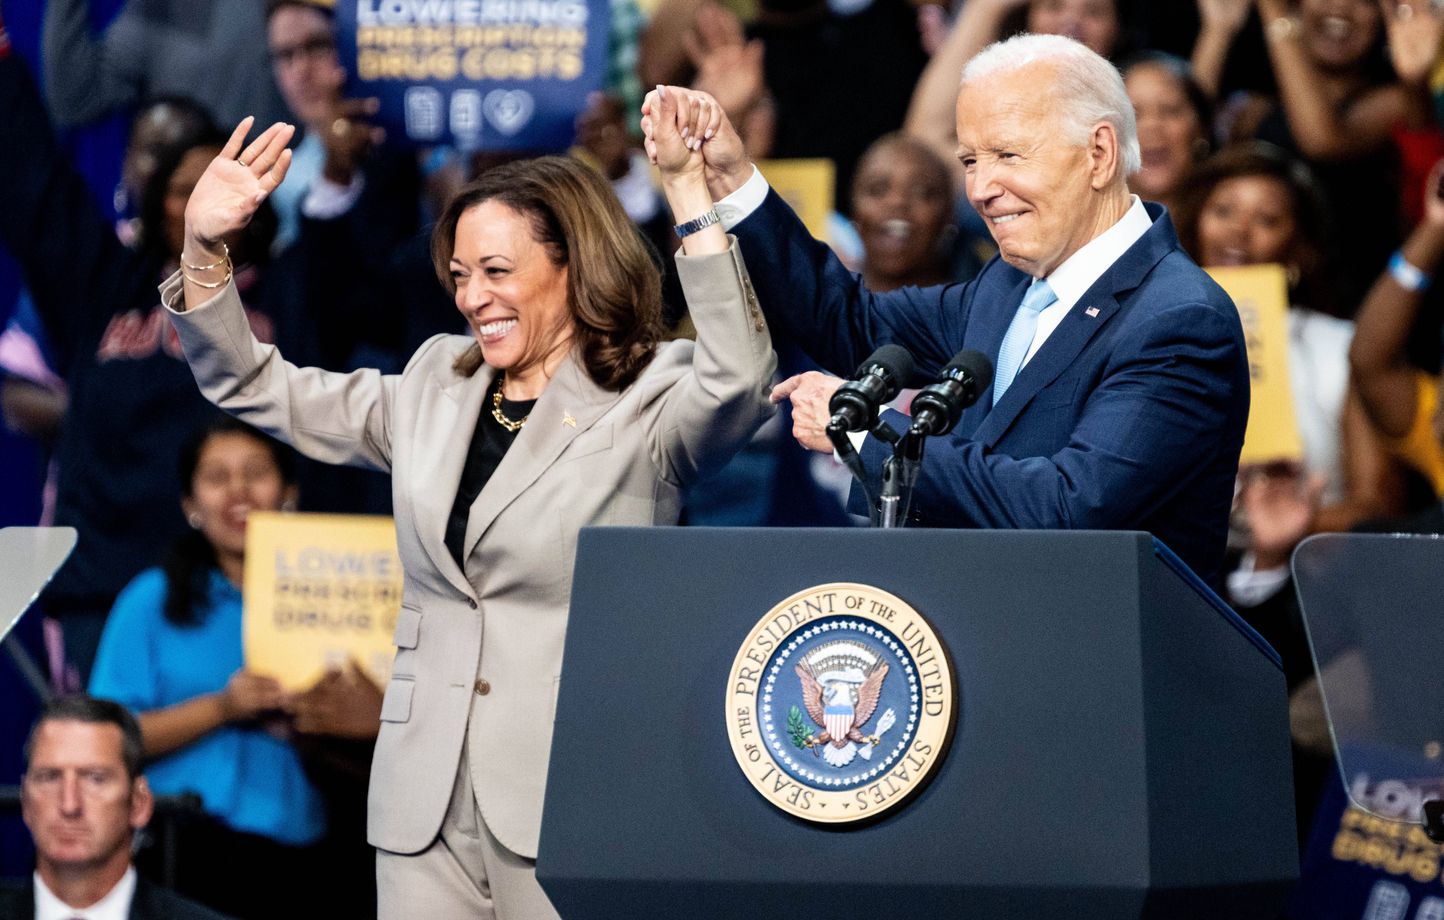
[162, 415, 296, 626]
[138, 134, 279, 268]
[1176, 141, 1329, 307]
[431, 155, 665, 391]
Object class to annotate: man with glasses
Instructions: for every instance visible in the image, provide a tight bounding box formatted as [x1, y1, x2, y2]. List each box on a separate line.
[2, 696, 229, 920]
[264, 0, 404, 251]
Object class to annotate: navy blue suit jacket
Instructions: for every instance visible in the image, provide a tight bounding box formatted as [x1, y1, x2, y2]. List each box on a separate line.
[734, 190, 1250, 586]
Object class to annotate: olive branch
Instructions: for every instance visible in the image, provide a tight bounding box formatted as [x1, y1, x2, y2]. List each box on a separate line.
[787, 706, 816, 751]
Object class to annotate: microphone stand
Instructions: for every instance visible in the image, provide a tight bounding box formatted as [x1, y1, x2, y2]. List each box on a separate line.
[827, 422, 879, 527]
[879, 428, 925, 528]
[827, 417, 907, 528]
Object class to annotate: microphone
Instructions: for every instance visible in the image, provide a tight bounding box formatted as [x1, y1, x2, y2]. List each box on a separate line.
[909, 349, 993, 437]
[828, 344, 915, 433]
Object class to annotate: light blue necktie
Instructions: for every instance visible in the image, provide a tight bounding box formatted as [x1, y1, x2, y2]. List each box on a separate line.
[992, 279, 1057, 403]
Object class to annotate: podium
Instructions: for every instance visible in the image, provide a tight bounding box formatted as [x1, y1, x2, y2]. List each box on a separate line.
[537, 529, 1297, 918]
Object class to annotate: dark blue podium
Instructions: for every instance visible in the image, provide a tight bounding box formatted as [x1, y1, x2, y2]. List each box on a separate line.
[537, 529, 1297, 917]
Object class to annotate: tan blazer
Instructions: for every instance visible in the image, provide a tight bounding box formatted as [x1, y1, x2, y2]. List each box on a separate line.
[162, 241, 776, 858]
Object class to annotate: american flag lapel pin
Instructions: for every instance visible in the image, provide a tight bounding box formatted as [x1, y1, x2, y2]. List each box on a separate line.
[1084, 305, 1100, 318]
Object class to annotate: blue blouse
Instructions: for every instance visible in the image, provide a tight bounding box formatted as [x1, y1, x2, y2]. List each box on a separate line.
[90, 568, 325, 846]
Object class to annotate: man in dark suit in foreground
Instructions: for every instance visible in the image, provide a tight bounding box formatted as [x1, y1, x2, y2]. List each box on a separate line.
[643, 33, 1250, 586]
[1, 696, 229, 920]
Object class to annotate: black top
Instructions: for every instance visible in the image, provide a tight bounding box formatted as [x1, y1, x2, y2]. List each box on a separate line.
[444, 378, 537, 568]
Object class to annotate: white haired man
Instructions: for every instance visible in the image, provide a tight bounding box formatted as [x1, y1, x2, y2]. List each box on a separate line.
[644, 33, 1249, 586]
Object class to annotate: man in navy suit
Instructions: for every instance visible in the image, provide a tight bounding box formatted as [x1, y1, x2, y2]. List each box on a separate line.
[643, 33, 1249, 586]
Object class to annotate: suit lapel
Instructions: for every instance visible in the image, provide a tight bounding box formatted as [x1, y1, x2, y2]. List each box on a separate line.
[411, 360, 496, 599]
[973, 205, 1178, 448]
[461, 353, 625, 562]
[972, 292, 1121, 447]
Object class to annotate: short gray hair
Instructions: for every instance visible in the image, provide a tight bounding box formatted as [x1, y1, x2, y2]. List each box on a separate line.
[961, 33, 1140, 177]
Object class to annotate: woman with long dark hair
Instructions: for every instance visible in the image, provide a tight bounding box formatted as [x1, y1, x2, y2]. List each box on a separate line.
[88, 415, 328, 919]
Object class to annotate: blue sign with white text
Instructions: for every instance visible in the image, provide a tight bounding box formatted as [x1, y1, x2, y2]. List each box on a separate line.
[335, 0, 608, 152]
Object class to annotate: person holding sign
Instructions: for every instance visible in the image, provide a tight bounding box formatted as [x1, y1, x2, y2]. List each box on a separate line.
[162, 87, 774, 919]
[88, 416, 331, 919]
[1176, 144, 1405, 642]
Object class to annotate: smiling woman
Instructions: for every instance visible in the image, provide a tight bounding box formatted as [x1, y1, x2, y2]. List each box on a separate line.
[158, 86, 776, 919]
[850, 133, 955, 292]
[86, 416, 335, 919]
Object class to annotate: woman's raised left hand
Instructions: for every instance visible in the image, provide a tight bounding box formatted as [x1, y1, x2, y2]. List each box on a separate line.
[184, 117, 295, 251]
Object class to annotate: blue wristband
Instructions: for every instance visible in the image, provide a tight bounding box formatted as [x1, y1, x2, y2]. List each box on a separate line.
[1389, 251, 1431, 292]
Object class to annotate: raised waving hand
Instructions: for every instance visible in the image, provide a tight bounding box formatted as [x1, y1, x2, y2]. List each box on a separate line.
[184, 118, 296, 253]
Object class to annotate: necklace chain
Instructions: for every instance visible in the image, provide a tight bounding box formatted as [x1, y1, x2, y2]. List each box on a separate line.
[491, 380, 528, 432]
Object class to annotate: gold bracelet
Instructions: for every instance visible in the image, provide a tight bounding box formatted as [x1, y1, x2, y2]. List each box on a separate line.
[182, 242, 229, 272]
[181, 266, 233, 289]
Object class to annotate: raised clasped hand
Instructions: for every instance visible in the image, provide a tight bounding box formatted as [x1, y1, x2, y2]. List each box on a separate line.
[641, 84, 715, 180]
[184, 117, 296, 250]
[641, 85, 751, 195]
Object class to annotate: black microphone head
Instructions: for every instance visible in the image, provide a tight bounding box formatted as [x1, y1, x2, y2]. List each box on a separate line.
[858, 344, 916, 391]
[944, 349, 993, 393]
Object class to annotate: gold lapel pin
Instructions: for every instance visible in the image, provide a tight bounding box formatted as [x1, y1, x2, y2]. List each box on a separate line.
[562, 411, 577, 428]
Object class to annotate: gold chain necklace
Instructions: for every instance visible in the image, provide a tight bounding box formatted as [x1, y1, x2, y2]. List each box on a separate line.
[491, 381, 528, 432]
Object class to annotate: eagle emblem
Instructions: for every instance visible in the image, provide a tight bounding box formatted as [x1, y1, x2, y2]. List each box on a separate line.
[791, 640, 898, 767]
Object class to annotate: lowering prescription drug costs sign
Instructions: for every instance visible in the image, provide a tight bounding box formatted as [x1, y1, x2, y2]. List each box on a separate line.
[337, 0, 609, 151]
[244, 512, 404, 690]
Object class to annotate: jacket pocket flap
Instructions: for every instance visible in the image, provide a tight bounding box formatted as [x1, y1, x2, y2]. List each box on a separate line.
[392, 606, 421, 649]
[379, 677, 414, 723]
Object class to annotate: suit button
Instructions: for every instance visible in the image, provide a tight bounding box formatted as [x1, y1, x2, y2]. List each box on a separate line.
[467, 598, 477, 610]
[474, 679, 491, 696]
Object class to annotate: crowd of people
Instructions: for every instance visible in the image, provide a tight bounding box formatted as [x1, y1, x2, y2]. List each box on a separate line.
[4, 0, 1444, 916]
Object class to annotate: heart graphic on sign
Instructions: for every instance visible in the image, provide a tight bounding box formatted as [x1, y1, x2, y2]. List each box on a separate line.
[483, 90, 535, 136]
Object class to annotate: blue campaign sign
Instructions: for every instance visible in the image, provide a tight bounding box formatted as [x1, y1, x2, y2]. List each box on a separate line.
[335, 0, 609, 152]
[1289, 745, 1444, 920]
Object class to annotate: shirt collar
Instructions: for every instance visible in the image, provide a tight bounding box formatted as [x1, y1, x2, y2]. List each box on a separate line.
[34, 867, 136, 920]
[1043, 195, 1152, 312]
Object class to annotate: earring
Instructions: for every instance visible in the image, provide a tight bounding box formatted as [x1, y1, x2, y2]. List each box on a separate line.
[281, 499, 297, 512]
[187, 513, 203, 529]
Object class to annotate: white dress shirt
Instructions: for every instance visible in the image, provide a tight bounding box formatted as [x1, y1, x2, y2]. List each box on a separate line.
[34, 867, 136, 920]
[1028, 195, 1152, 363]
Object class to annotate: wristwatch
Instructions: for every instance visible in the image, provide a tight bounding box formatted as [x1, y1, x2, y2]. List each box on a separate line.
[674, 208, 721, 239]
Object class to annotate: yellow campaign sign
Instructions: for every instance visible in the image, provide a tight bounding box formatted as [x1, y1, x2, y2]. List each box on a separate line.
[243, 512, 403, 691]
[1207, 264, 1302, 465]
[756, 158, 835, 241]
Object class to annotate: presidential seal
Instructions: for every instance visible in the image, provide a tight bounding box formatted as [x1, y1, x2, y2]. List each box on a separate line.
[725, 583, 955, 824]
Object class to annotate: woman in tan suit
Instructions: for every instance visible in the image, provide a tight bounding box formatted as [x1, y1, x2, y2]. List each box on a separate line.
[163, 89, 775, 919]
